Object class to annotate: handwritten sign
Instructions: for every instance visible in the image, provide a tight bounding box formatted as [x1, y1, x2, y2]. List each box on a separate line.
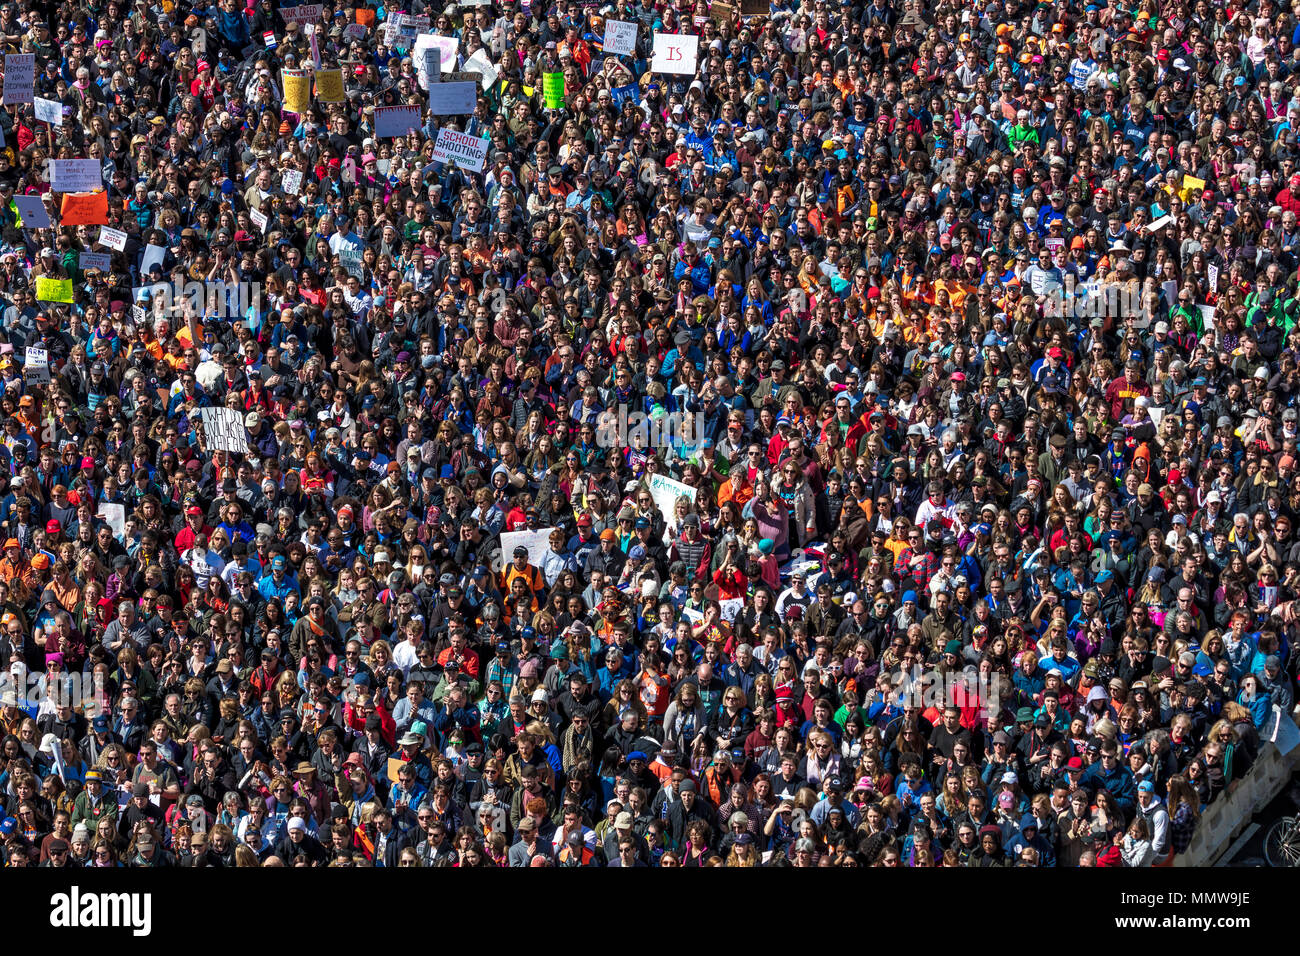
[648, 472, 696, 522]
[462, 49, 497, 89]
[34, 96, 62, 126]
[250, 208, 269, 233]
[60, 191, 109, 226]
[543, 72, 565, 108]
[432, 128, 490, 172]
[281, 169, 303, 195]
[375, 104, 423, 137]
[23, 346, 49, 384]
[200, 406, 250, 453]
[651, 32, 699, 74]
[603, 19, 638, 56]
[50, 159, 102, 193]
[279, 2, 323, 25]
[97, 502, 125, 540]
[420, 46, 441, 90]
[34, 278, 73, 304]
[2, 53, 33, 104]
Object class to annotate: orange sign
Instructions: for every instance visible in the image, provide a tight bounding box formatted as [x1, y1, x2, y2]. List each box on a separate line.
[60, 190, 109, 226]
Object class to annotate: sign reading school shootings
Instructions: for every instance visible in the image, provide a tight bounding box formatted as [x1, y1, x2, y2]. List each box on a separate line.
[432, 129, 490, 172]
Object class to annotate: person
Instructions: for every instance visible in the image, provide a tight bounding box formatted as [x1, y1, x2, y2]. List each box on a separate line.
[0, 0, 1290, 878]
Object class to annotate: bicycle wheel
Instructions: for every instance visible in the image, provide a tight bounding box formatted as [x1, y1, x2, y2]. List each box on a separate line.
[1263, 817, 1300, 866]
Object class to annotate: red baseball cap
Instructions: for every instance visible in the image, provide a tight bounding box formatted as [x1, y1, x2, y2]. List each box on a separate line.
[45, 520, 60, 534]
[185, 505, 203, 517]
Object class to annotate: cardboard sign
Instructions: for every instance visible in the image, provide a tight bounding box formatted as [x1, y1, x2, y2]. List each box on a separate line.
[2, 53, 33, 104]
[34, 278, 73, 304]
[315, 68, 344, 103]
[13, 195, 50, 228]
[34, 96, 62, 126]
[427, 81, 477, 115]
[603, 19, 638, 55]
[651, 32, 699, 74]
[710, 1, 734, 21]
[432, 128, 490, 172]
[50, 159, 102, 193]
[98, 226, 128, 251]
[282, 68, 311, 113]
[200, 406, 250, 453]
[739, 0, 767, 15]
[60, 191, 109, 226]
[374, 104, 423, 137]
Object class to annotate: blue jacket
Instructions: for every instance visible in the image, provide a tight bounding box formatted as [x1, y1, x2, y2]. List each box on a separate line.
[1005, 813, 1056, 867]
[1081, 761, 1136, 817]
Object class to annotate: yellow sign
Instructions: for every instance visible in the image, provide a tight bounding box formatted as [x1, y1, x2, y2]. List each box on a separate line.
[315, 68, 344, 103]
[282, 69, 310, 113]
[35, 276, 73, 303]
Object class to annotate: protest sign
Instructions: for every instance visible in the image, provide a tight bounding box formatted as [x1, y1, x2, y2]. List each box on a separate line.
[427, 81, 476, 115]
[651, 32, 699, 74]
[23, 346, 48, 384]
[500, 528, 557, 568]
[374, 104, 423, 137]
[98, 226, 128, 251]
[200, 407, 250, 453]
[279, 3, 323, 25]
[603, 19, 637, 55]
[2, 53, 33, 104]
[648, 472, 696, 522]
[432, 128, 490, 172]
[34, 96, 61, 125]
[543, 72, 565, 108]
[49, 159, 102, 192]
[79, 252, 111, 273]
[314, 68, 344, 102]
[282, 69, 310, 113]
[60, 191, 109, 226]
[14, 195, 50, 228]
[35, 278, 73, 303]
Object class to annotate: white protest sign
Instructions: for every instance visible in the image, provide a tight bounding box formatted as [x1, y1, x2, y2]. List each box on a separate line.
[34, 96, 61, 126]
[432, 128, 490, 172]
[651, 32, 699, 74]
[462, 49, 497, 89]
[420, 46, 441, 90]
[14, 195, 50, 228]
[1207, 263, 1219, 293]
[250, 208, 269, 233]
[500, 527, 557, 568]
[23, 346, 49, 384]
[200, 406, 250, 453]
[374, 104, 423, 138]
[141, 243, 166, 275]
[414, 33, 459, 83]
[80, 252, 111, 273]
[603, 19, 638, 56]
[648, 472, 696, 523]
[344, 23, 366, 40]
[427, 81, 477, 115]
[49, 159, 102, 193]
[2, 53, 33, 104]
[98, 226, 128, 251]
[281, 169, 303, 195]
[279, 2, 323, 25]
[720, 598, 743, 623]
[97, 502, 125, 540]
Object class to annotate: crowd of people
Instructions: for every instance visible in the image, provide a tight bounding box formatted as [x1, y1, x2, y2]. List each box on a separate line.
[0, 0, 1293, 869]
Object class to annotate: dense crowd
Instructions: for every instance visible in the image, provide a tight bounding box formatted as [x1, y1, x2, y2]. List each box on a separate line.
[0, 0, 1294, 869]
